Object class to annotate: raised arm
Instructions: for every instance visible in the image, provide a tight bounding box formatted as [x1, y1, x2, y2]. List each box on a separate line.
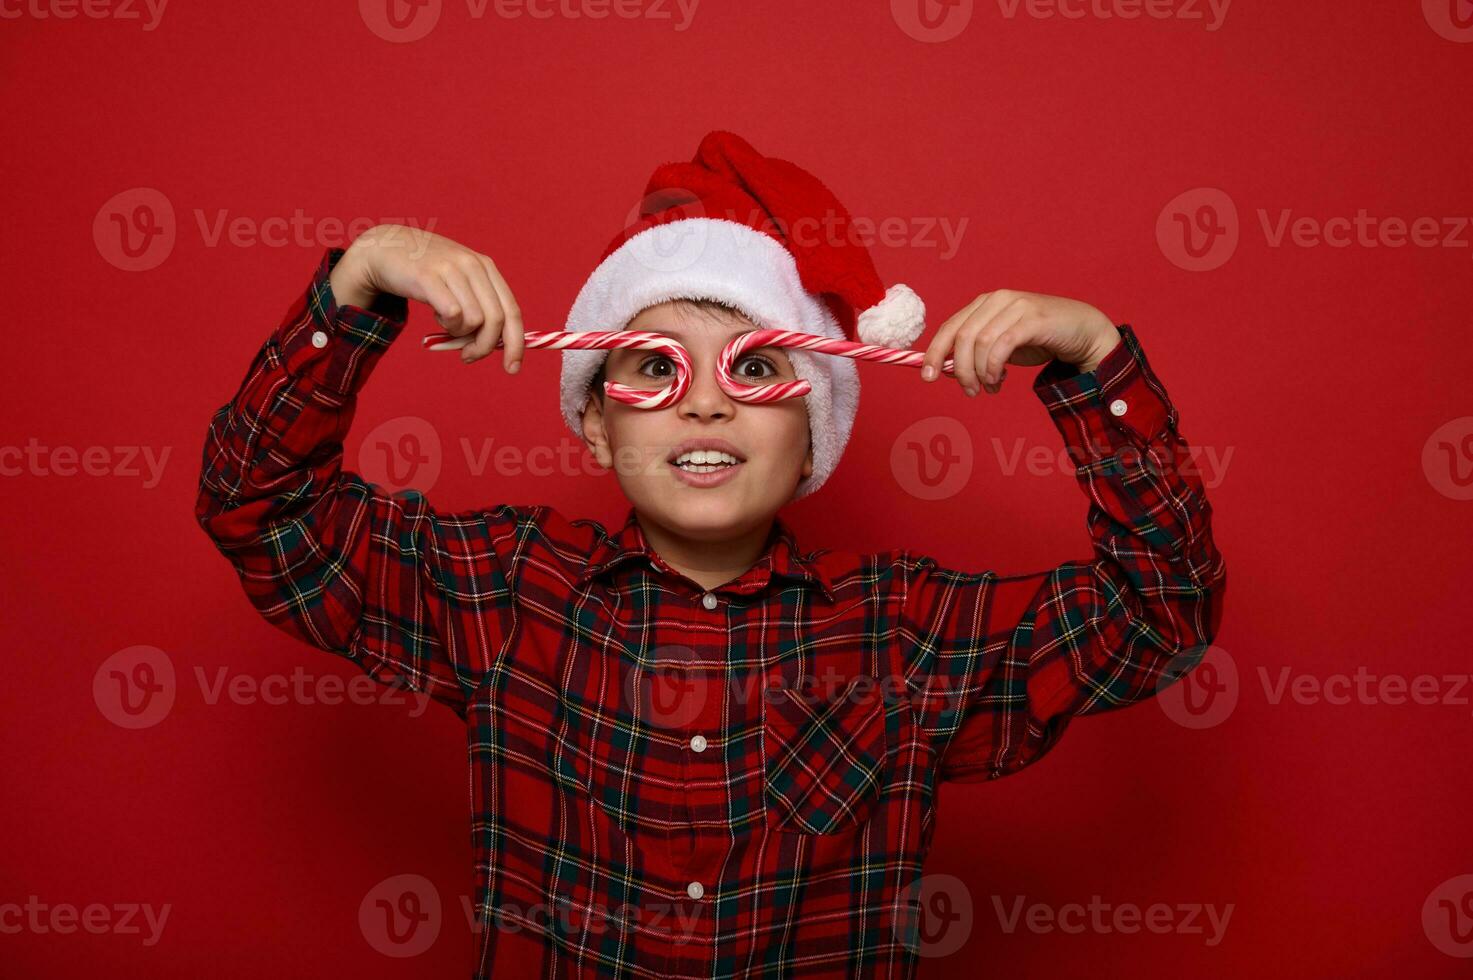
[194, 230, 532, 718]
[900, 320, 1227, 782]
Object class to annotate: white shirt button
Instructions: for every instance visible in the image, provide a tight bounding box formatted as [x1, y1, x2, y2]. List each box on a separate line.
[700, 592, 718, 610]
[689, 734, 707, 753]
[311, 330, 329, 349]
[1109, 398, 1128, 416]
[686, 881, 705, 900]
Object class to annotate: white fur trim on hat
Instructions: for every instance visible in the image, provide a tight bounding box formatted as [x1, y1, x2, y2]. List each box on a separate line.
[560, 218, 859, 500]
[856, 283, 926, 349]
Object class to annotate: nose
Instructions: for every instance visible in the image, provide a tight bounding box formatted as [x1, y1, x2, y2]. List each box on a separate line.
[677, 352, 737, 420]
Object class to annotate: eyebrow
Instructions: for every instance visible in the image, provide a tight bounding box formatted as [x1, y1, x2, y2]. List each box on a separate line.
[634, 322, 750, 343]
[614, 336, 792, 360]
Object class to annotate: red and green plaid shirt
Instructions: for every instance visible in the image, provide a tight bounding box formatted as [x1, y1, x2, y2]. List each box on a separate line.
[195, 248, 1226, 978]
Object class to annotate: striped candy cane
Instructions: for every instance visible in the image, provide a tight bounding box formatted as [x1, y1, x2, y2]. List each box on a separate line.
[423, 329, 693, 410]
[422, 327, 958, 407]
[715, 328, 958, 403]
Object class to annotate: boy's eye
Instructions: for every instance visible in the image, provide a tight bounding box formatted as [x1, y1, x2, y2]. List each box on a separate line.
[731, 353, 779, 383]
[635, 353, 780, 383]
[636, 354, 679, 381]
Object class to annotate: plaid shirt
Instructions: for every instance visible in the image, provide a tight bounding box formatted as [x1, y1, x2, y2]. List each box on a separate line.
[195, 247, 1226, 978]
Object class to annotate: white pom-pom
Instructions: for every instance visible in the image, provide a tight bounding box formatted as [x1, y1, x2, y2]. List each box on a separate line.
[856, 284, 925, 349]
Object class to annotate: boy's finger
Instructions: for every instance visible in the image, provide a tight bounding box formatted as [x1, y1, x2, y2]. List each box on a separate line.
[460, 265, 507, 363]
[481, 255, 525, 372]
[952, 292, 1019, 394]
[440, 271, 491, 362]
[952, 319, 984, 395]
[421, 272, 464, 334]
[923, 294, 986, 380]
[918, 336, 943, 381]
[919, 335, 948, 382]
[439, 269, 483, 339]
[983, 330, 1019, 387]
[976, 308, 1028, 389]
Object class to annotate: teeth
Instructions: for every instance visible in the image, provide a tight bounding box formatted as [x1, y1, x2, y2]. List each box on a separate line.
[673, 449, 740, 468]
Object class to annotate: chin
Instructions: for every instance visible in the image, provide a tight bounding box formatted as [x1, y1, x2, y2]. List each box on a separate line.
[662, 498, 748, 534]
[651, 492, 773, 540]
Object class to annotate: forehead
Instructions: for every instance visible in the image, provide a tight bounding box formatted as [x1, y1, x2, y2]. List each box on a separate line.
[619, 303, 756, 345]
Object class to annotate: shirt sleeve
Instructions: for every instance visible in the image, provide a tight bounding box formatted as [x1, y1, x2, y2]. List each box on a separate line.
[193, 247, 530, 719]
[896, 324, 1227, 782]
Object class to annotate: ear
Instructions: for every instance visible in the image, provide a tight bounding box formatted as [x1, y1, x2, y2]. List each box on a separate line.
[580, 393, 615, 469]
[801, 437, 814, 479]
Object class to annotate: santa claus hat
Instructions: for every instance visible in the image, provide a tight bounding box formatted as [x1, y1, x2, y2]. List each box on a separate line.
[559, 130, 926, 500]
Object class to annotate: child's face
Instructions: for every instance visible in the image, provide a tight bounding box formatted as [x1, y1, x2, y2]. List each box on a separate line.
[580, 300, 814, 538]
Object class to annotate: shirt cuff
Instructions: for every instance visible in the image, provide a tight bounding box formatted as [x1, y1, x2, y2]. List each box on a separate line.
[1031, 324, 1180, 455]
[275, 247, 409, 396]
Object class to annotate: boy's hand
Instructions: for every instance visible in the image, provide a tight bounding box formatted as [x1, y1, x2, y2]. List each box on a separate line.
[329, 224, 526, 371]
[919, 289, 1121, 397]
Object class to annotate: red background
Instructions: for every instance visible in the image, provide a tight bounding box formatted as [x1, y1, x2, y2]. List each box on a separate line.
[3, 0, 1471, 975]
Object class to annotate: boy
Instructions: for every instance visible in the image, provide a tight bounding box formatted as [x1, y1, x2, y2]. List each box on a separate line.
[195, 131, 1225, 978]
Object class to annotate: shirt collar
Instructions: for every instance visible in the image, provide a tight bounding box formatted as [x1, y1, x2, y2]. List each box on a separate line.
[576, 506, 836, 601]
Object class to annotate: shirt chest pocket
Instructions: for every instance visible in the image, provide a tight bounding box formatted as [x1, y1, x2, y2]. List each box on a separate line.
[761, 674, 889, 835]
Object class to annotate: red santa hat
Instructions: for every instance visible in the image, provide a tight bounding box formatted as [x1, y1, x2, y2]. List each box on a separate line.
[559, 130, 926, 499]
